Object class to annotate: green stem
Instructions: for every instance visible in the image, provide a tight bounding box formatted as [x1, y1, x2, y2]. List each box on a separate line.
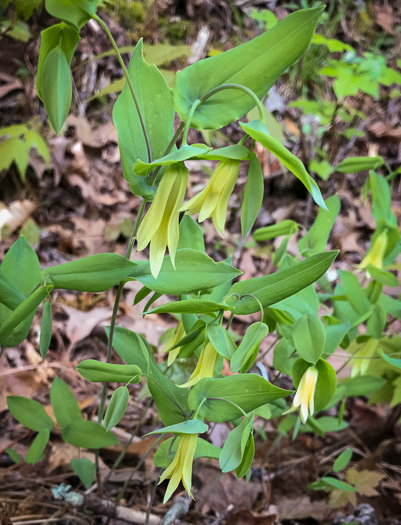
[93, 14, 152, 164]
[182, 99, 201, 145]
[148, 121, 186, 186]
[240, 294, 265, 326]
[199, 83, 266, 125]
[125, 198, 147, 258]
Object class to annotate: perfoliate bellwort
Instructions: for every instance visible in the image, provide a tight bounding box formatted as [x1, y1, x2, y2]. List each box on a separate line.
[180, 160, 240, 236]
[359, 230, 388, 273]
[158, 433, 198, 503]
[179, 339, 219, 388]
[137, 163, 188, 278]
[285, 366, 318, 424]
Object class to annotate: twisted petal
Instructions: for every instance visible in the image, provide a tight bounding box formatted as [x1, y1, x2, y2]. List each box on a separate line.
[179, 340, 219, 388]
[289, 366, 318, 424]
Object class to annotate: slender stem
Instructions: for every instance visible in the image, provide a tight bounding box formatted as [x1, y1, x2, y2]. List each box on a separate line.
[146, 468, 161, 525]
[225, 312, 235, 330]
[240, 294, 265, 325]
[93, 14, 152, 164]
[182, 99, 201, 145]
[199, 83, 266, 125]
[125, 198, 148, 258]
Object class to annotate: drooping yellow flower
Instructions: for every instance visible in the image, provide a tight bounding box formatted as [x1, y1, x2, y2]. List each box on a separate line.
[350, 338, 379, 378]
[179, 340, 219, 388]
[163, 320, 186, 366]
[180, 160, 240, 236]
[137, 163, 188, 278]
[285, 366, 318, 423]
[158, 433, 198, 503]
[359, 230, 388, 272]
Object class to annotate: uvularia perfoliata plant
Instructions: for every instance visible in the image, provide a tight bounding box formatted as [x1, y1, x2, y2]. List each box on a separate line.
[2, 0, 401, 508]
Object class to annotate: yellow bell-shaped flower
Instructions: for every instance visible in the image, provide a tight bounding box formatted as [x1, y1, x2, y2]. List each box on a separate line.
[137, 163, 188, 278]
[180, 160, 240, 236]
[179, 340, 219, 388]
[285, 366, 318, 423]
[163, 320, 186, 366]
[158, 433, 198, 503]
[359, 230, 388, 272]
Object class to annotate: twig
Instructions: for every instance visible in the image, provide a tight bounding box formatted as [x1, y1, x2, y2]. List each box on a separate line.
[158, 495, 191, 525]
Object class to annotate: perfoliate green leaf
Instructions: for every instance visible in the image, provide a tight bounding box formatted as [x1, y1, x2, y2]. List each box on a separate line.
[145, 419, 208, 436]
[323, 322, 351, 357]
[366, 304, 387, 339]
[225, 251, 338, 315]
[110, 327, 190, 425]
[177, 215, 205, 252]
[130, 249, 241, 295]
[7, 396, 54, 432]
[41, 253, 136, 292]
[188, 374, 292, 422]
[339, 270, 371, 317]
[70, 458, 95, 488]
[292, 358, 336, 412]
[253, 220, 298, 241]
[104, 387, 129, 431]
[368, 171, 397, 226]
[293, 314, 326, 364]
[207, 325, 237, 360]
[50, 377, 83, 430]
[76, 360, 141, 383]
[241, 153, 264, 237]
[39, 301, 52, 360]
[199, 144, 250, 161]
[144, 299, 226, 315]
[298, 194, 340, 256]
[336, 156, 384, 174]
[25, 429, 50, 465]
[173, 7, 323, 129]
[235, 431, 255, 479]
[113, 39, 175, 200]
[45, 0, 99, 30]
[0, 268, 24, 310]
[241, 120, 326, 209]
[62, 420, 119, 449]
[231, 323, 269, 373]
[378, 349, 401, 370]
[340, 375, 386, 397]
[219, 413, 254, 473]
[40, 45, 72, 134]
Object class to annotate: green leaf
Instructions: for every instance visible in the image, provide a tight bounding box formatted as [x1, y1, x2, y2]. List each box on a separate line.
[293, 314, 326, 364]
[39, 301, 53, 360]
[333, 448, 353, 472]
[62, 420, 119, 449]
[37, 23, 80, 101]
[368, 171, 397, 226]
[130, 249, 241, 295]
[340, 375, 386, 397]
[104, 386, 129, 431]
[225, 251, 338, 315]
[41, 253, 136, 292]
[25, 429, 50, 465]
[45, 0, 98, 30]
[5, 447, 21, 464]
[309, 158, 333, 181]
[321, 476, 357, 492]
[199, 144, 250, 161]
[253, 220, 298, 241]
[113, 39, 175, 200]
[323, 322, 351, 357]
[241, 153, 264, 237]
[188, 374, 292, 423]
[50, 377, 83, 430]
[0, 136, 30, 180]
[298, 194, 340, 256]
[110, 327, 190, 425]
[173, 7, 323, 129]
[0, 268, 24, 310]
[378, 349, 401, 370]
[76, 360, 141, 383]
[177, 215, 205, 252]
[241, 120, 326, 209]
[207, 325, 237, 360]
[336, 156, 384, 174]
[70, 458, 95, 488]
[133, 144, 211, 178]
[366, 304, 387, 339]
[219, 413, 254, 473]
[235, 432, 255, 479]
[0, 286, 53, 347]
[292, 358, 336, 412]
[145, 419, 208, 436]
[231, 323, 269, 373]
[40, 45, 72, 134]
[273, 338, 296, 375]
[365, 266, 399, 287]
[154, 436, 220, 468]
[339, 270, 371, 317]
[144, 299, 226, 315]
[7, 396, 54, 432]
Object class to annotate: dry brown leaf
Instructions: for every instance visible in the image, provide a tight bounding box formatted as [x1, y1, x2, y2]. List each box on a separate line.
[60, 305, 112, 346]
[0, 200, 36, 240]
[225, 509, 277, 525]
[374, 4, 396, 34]
[328, 488, 357, 508]
[0, 72, 23, 99]
[275, 496, 327, 520]
[346, 467, 384, 496]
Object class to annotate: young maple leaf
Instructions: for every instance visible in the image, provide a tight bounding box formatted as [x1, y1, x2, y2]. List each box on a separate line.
[328, 488, 357, 509]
